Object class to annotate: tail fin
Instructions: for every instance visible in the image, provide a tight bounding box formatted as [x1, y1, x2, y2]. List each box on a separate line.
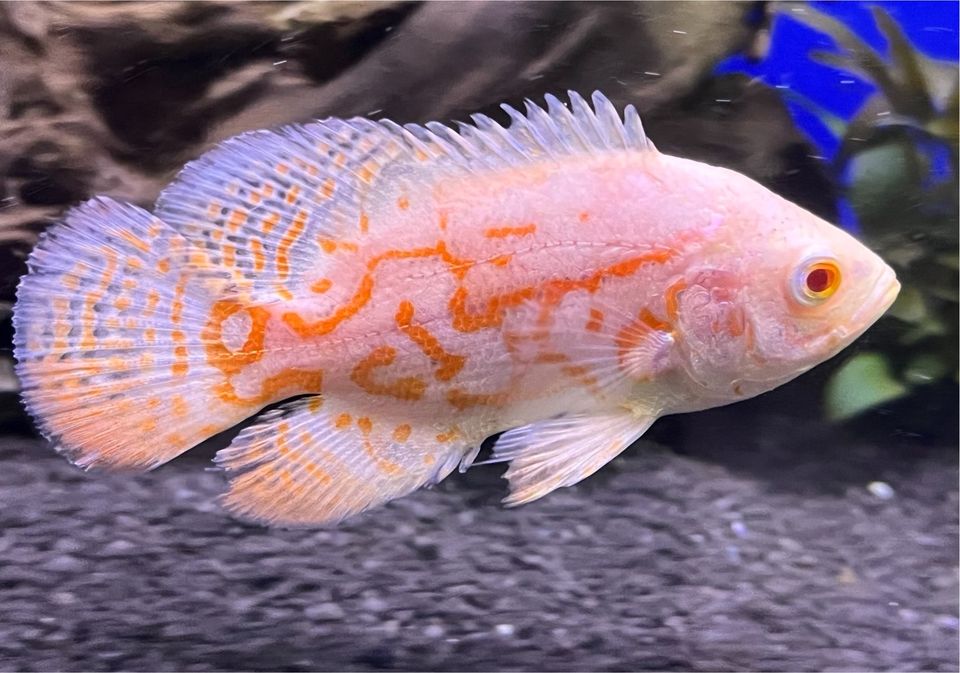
[13, 198, 253, 469]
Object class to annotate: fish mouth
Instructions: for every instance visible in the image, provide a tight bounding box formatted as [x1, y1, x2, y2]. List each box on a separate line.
[840, 266, 901, 344]
[863, 266, 900, 320]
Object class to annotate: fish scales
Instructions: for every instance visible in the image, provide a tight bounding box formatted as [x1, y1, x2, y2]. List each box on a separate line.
[13, 92, 900, 526]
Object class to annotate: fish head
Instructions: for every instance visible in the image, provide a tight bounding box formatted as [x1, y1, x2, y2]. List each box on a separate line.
[667, 164, 900, 402]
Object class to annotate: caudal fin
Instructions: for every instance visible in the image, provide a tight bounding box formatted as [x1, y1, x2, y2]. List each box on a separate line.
[13, 198, 253, 469]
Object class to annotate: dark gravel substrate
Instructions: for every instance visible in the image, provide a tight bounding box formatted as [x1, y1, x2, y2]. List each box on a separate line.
[0, 406, 957, 672]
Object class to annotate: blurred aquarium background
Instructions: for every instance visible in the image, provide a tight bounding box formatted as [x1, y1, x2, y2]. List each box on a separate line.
[0, 2, 956, 671]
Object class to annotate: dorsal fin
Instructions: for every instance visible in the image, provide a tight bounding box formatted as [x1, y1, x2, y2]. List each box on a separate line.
[153, 120, 414, 302]
[392, 90, 653, 171]
[152, 91, 653, 303]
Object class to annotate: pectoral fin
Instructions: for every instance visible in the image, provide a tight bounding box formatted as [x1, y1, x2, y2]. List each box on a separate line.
[490, 409, 657, 506]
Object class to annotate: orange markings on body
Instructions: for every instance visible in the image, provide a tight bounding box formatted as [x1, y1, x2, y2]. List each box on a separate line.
[438, 212, 448, 231]
[350, 346, 426, 401]
[357, 416, 373, 434]
[319, 239, 337, 254]
[721, 310, 746, 338]
[446, 388, 508, 411]
[561, 364, 600, 390]
[484, 224, 537, 239]
[310, 278, 333, 294]
[451, 249, 673, 333]
[490, 254, 512, 267]
[665, 278, 686, 323]
[308, 397, 324, 413]
[579, 211, 590, 223]
[449, 286, 535, 332]
[156, 258, 170, 273]
[359, 211, 369, 234]
[585, 308, 604, 332]
[276, 163, 290, 175]
[114, 296, 131, 311]
[283, 242, 471, 338]
[397, 196, 410, 210]
[202, 300, 271, 376]
[395, 300, 466, 381]
[436, 426, 461, 443]
[335, 413, 352, 429]
[392, 424, 412, 442]
[534, 352, 569, 364]
[214, 369, 323, 406]
[637, 308, 672, 332]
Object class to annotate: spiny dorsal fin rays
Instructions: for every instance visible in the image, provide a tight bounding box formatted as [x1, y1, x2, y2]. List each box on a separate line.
[623, 103, 650, 149]
[464, 114, 531, 164]
[377, 90, 654, 175]
[543, 93, 595, 154]
[591, 91, 631, 149]
[424, 120, 491, 165]
[568, 90, 611, 150]
[525, 98, 577, 155]
[501, 102, 560, 161]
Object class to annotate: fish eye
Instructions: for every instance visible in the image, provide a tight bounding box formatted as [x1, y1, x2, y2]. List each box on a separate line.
[791, 258, 842, 305]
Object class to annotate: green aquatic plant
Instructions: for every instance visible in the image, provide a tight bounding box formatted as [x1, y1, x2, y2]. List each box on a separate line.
[778, 3, 958, 420]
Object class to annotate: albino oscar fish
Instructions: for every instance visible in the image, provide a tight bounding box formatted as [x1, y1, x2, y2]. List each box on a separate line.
[14, 91, 900, 527]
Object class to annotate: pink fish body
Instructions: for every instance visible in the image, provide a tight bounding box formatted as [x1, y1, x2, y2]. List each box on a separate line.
[14, 92, 899, 526]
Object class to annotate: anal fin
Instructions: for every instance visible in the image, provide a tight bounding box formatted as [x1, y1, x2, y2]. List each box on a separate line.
[491, 409, 657, 506]
[215, 395, 477, 527]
